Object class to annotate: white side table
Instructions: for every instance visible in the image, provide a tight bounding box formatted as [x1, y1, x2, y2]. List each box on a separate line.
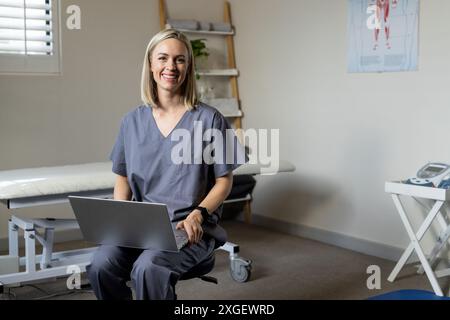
[385, 181, 450, 296]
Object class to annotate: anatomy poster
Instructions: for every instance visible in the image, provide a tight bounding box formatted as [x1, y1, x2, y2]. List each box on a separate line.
[347, 0, 419, 73]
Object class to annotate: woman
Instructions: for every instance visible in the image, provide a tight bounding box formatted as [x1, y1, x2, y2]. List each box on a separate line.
[86, 29, 245, 300]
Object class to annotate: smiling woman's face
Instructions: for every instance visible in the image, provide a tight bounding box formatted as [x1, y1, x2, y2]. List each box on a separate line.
[150, 38, 189, 95]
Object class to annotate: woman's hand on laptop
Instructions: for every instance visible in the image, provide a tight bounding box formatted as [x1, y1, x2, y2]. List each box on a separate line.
[176, 210, 203, 245]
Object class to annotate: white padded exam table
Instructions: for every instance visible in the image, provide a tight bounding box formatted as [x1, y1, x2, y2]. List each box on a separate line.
[0, 160, 295, 287]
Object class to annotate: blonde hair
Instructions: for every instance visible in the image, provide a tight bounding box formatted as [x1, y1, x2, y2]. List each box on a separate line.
[141, 29, 198, 110]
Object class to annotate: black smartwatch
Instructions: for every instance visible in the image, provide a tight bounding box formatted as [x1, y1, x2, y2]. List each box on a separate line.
[195, 206, 209, 222]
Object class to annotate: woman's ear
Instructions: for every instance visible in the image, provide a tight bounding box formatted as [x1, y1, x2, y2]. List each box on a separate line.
[148, 54, 153, 72]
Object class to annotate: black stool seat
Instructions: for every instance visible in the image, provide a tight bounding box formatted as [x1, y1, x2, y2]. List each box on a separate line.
[179, 253, 218, 284]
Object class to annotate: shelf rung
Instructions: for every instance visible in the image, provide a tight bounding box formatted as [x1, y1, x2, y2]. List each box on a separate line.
[197, 69, 238, 76]
[167, 26, 234, 36]
[223, 111, 243, 118]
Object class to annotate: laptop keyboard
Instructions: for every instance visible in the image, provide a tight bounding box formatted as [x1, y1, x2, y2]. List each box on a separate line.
[174, 229, 189, 249]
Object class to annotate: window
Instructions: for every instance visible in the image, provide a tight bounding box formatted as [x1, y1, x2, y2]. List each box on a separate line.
[0, 0, 60, 74]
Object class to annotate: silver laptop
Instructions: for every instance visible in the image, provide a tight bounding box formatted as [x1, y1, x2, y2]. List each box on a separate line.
[68, 196, 188, 252]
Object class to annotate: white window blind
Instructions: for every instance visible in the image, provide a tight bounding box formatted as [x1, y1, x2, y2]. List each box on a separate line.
[0, 0, 60, 74]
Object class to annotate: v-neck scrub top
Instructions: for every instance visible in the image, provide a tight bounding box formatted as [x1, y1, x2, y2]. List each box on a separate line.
[109, 103, 246, 246]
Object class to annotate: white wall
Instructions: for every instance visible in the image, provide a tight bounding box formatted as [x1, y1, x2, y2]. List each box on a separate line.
[231, 0, 450, 252]
[0, 0, 158, 237]
[1, 0, 449, 255]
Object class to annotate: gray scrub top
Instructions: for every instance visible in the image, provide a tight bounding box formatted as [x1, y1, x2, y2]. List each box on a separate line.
[109, 103, 246, 246]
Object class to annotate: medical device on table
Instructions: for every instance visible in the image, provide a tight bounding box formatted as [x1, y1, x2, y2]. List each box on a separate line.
[405, 162, 450, 188]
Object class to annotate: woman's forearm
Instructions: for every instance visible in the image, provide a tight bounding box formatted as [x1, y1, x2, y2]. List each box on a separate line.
[197, 172, 233, 217]
[114, 175, 133, 201]
[177, 172, 233, 243]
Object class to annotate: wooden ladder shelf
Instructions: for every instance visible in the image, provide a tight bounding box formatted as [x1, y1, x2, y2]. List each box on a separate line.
[158, 0, 251, 223]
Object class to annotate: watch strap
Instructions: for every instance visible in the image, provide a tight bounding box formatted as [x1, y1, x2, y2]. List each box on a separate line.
[195, 206, 209, 221]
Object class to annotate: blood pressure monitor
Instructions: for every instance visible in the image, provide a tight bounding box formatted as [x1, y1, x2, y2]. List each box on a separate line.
[405, 163, 450, 188]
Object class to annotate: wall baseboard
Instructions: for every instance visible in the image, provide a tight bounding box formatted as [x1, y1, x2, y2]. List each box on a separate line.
[250, 214, 405, 262]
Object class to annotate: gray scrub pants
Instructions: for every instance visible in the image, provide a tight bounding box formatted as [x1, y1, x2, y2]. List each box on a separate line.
[86, 237, 215, 300]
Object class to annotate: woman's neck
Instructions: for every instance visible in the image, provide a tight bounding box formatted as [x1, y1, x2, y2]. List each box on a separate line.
[156, 88, 185, 113]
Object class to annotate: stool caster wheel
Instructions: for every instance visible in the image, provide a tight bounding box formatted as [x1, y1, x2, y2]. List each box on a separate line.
[230, 258, 252, 283]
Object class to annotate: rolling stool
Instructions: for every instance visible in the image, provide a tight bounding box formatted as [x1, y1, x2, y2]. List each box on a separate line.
[174, 252, 218, 300]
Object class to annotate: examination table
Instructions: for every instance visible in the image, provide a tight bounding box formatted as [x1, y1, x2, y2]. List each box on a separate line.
[0, 161, 295, 289]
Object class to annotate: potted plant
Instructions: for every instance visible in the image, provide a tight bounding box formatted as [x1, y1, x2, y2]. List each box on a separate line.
[190, 39, 209, 79]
